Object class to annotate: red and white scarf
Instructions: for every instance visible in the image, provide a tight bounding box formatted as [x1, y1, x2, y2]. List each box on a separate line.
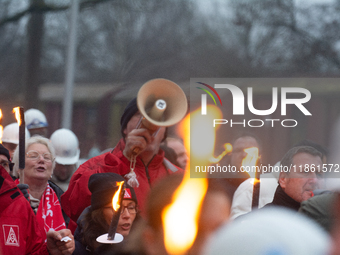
[36, 183, 66, 235]
[15, 180, 66, 241]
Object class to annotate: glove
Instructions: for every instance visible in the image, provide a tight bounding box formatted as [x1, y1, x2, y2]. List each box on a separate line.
[17, 183, 29, 201]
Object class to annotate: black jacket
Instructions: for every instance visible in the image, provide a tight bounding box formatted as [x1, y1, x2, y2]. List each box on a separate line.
[263, 185, 301, 211]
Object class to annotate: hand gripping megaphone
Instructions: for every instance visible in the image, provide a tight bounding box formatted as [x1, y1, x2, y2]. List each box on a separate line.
[126, 79, 188, 188]
[136, 78, 188, 132]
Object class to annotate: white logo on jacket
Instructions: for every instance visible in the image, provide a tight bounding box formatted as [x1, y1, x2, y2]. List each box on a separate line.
[2, 225, 19, 247]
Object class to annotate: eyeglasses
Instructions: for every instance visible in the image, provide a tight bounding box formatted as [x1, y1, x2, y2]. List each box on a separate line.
[104, 205, 138, 215]
[26, 151, 54, 162]
[0, 160, 14, 170]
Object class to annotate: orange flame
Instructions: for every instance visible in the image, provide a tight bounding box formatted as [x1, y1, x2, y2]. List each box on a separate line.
[163, 105, 221, 254]
[241, 147, 259, 180]
[0, 109, 2, 143]
[13, 107, 21, 126]
[112, 181, 124, 211]
[162, 172, 208, 255]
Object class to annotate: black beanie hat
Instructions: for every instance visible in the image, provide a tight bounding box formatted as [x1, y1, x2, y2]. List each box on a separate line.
[119, 97, 168, 141]
[120, 97, 139, 138]
[0, 144, 11, 161]
[88, 173, 138, 210]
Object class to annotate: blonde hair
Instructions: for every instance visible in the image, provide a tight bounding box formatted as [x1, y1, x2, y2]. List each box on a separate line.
[12, 135, 56, 178]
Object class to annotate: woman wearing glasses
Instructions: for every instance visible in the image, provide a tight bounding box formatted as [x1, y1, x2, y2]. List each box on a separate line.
[12, 136, 68, 239]
[73, 172, 139, 255]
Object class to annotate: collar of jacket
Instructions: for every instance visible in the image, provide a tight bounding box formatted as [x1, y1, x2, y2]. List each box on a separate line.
[272, 185, 301, 211]
[0, 166, 17, 195]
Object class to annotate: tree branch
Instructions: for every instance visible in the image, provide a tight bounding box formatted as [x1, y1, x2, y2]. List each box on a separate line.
[0, 0, 115, 27]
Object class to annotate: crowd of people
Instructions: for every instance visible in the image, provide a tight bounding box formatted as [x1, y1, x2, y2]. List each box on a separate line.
[1, 79, 340, 255]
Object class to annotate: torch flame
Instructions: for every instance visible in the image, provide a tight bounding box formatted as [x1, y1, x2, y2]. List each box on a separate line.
[241, 147, 259, 179]
[0, 109, 2, 143]
[162, 171, 208, 255]
[13, 107, 21, 126]
[112, 181, 124, 211]
[163, 105, 222, 254]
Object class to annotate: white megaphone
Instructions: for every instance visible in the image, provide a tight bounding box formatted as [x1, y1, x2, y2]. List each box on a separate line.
[136, 78, 188, 132]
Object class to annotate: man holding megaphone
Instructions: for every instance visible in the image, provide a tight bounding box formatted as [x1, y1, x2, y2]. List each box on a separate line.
[61, 79, 187, 233]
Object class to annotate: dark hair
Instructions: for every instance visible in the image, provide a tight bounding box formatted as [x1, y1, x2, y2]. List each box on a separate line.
[81, 207, 108, 251]
[280, 146, 322, 172]
[81, 204, 142, 252]
[293, 139, 328, 159]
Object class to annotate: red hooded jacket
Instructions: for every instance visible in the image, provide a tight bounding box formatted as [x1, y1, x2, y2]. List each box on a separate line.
[61, 138, 182, 233]
[0, 166, 49, 255]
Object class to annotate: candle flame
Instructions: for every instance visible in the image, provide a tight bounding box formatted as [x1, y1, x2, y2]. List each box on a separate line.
[112, 181, 124, 211]
[13, 107, 21, 126]
[241, 147, 259, 179]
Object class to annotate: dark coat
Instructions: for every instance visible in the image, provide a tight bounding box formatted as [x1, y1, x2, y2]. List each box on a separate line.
[299, 191, 335, 232]
[263, 185, 301, 211]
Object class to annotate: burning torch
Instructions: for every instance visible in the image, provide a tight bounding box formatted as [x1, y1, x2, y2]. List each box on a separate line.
[13, 107, 25, 183]
[96, 181, 126, 244]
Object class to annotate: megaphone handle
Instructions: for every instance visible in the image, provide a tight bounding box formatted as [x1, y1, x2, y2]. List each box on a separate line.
[132, 147, 140, 155]
[130, 116, 143, 155]
[130, 155, 137, 172]
[135, 116, 143, 129]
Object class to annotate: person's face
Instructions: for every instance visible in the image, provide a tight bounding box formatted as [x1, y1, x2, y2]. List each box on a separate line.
[24, 143, 54, 183]
[124, 112, 143, 136]
[123, 112, 166, 154]
[279, 152, 322, 203]
[0, 154, 11, 173]
[2, 142, 17, 159]
[230, 136, 259, 170]
[167, 140, 188, 170]
[53, 163, 76, 182]
[29, 127, 48, 138]
[103, 200, 137, 237]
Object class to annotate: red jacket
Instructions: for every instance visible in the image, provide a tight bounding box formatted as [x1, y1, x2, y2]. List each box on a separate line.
[61, 138, 182, 233]
[0, 167, 49, 255]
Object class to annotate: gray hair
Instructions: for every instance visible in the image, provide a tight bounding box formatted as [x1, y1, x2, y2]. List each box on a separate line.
[13, 136, 56, 178]
[280, 145, 322, 172]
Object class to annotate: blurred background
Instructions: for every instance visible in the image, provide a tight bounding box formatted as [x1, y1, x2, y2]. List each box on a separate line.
[1, 0, 340, 161]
